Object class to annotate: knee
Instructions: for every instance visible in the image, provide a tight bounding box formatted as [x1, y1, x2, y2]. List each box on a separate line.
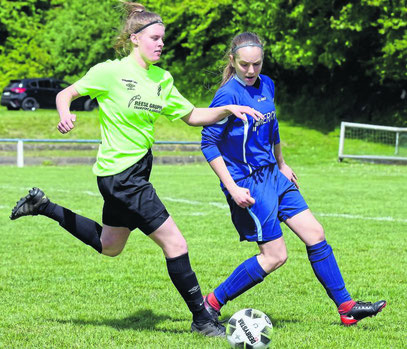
[162, 237, 188, 258]
[274, 250, 288, 269]
[101, 236, 125, 257]
[102, 246, 124, 257]
[260, 250, 288, 274]
[314, 223, 325, 242]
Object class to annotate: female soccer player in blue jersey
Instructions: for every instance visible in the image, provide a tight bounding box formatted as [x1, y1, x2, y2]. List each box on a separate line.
[201, 32, 386, 326]
[9, 4, 264, 338]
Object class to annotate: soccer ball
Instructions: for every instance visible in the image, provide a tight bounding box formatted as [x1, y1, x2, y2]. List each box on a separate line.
[226, 308, 273, 349]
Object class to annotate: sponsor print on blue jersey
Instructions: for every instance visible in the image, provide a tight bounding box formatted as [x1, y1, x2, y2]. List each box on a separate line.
[201, 74, 280, 184]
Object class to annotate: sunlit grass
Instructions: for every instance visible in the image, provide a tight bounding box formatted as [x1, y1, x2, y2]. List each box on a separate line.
[0, 162, 405, 348]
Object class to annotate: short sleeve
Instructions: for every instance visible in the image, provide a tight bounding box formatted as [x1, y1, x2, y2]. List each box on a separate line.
[209, 86, 237, 108]
[160, 74, 194, 122]
[74, 62, 110, 99]
[201, 87, 237, 162]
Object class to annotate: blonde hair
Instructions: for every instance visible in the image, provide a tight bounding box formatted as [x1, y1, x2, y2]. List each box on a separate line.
[220, 32, 264, 87]
[114, 1, 163, 56]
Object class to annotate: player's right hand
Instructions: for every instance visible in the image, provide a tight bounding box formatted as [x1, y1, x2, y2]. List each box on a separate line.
[230, 186, 255, 208]
[58, 113, 76, 134]
[227, 105, 264, 122]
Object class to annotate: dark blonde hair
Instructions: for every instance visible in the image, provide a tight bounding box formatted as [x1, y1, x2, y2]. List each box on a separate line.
[220, 32, 264, 87]
[114, 1, 163, 56]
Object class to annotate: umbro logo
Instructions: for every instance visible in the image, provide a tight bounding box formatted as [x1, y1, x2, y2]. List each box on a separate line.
[122, 79, 138, 90]
[188, 285, 200, 294]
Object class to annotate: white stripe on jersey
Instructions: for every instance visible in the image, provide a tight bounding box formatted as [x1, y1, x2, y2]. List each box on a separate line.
[216, 116, 230, 125]
[242, 118, 253, 174]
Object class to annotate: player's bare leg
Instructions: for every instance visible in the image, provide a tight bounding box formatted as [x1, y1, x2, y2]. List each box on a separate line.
[205, 236, 287, 322]
[100, 226, 130, 256]
[150, 217, 225, 337]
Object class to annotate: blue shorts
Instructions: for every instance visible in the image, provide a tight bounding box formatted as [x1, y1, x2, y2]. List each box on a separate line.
[225, 165, 308, 242]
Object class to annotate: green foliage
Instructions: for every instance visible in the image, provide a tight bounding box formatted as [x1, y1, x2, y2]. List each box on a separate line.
[0, 0, 406, 129]
[41, 0, 119, 82]
[156, 0, 406, 128]
[0, 0, 53, 88]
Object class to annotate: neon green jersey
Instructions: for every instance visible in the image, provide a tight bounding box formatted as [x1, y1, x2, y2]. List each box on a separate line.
[74, 55, 194, 176]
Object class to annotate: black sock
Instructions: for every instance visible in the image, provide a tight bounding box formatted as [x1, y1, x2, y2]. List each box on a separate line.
[166, 253, 212, 324]
[39, 201, 102, 253]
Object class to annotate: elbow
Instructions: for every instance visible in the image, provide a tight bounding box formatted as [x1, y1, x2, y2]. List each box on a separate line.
[184, 115, 201, 126]
[184, 117, 197, 126]
[183, 109, 205, 126]
[187, 120, 201, 126]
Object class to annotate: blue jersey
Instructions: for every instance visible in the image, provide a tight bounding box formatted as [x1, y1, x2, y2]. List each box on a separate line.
[201, 74, 280, 183]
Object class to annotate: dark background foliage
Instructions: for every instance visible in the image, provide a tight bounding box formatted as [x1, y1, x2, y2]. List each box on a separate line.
[1, 0, 406, 130]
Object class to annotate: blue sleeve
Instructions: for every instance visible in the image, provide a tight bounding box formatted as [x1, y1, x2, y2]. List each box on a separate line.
[201, 87, 236, 162]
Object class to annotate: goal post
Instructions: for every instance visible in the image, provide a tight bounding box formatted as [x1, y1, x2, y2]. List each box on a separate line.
[338, 122, 407, 163]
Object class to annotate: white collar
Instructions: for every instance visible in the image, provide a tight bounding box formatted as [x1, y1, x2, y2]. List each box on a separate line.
[233, 74, 246, 86]
[233, 74, 262, 87]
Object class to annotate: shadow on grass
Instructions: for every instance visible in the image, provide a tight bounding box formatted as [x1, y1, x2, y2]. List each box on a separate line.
[267, 318, 301, 327]
[53, 308, 189, 334]
[330, 320, 385, 330]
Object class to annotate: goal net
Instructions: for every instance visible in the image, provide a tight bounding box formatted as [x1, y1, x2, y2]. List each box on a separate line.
[338, 122, 407, 162]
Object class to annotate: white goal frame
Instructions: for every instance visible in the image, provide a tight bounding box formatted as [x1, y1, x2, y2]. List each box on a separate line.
[338, 121, 407, 162]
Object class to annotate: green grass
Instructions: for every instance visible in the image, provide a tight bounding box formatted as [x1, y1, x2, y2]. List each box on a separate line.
[0, 106, 342, 164]
[343, 137, 407, 157]
[0, 161, 406, 348]
[0, 105, 406, 347]
[0, 106, 203, 141]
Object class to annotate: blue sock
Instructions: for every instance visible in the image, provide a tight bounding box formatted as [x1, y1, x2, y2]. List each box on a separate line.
[307, 240, 352, 306]
[214, 255, 267, 306]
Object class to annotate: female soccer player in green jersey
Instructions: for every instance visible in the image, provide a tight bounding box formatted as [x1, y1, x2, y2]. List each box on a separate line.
[9, 2, 262, 337]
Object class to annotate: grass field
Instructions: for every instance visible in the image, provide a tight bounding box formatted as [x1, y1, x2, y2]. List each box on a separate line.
[0, 161, 406, 348]
[1, 106, 406, 348]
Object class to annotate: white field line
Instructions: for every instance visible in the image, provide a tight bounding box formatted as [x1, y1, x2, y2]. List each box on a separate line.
[162, 197, 228, 209]
[1, 185, 405, 223]
[315, 212, 407, 224]
[162, 197, 407, 223]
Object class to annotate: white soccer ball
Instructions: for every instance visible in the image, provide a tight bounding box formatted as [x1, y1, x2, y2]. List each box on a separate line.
[226, 308, 273, 349]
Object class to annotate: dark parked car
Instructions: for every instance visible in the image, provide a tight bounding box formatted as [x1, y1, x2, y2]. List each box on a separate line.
[1, 78, 97, 111]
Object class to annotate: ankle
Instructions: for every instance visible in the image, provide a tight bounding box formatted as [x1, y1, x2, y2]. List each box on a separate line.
[338, 299, 356, 314]
[193, 307, 212, 324]
[39, 200, 54, 216]
[208, 292, 222, 312]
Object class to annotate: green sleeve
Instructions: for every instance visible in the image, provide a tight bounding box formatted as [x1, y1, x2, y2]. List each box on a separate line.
[74, 62, 110, 99]
[161, 75, 194, 122]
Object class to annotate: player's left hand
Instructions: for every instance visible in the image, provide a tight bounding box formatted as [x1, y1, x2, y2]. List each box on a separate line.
[227, 105, 264, 122]
[279, 163, 299, 189]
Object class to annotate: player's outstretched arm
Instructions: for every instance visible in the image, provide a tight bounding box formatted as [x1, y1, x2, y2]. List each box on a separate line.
[56, 85, 81, 134]
[209, 156, 255, 208]
[182, 105, 264, 126]
[274, 143, 299, 188]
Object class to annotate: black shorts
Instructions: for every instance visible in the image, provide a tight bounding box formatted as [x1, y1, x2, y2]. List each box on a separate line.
[97, 150, 169, 234]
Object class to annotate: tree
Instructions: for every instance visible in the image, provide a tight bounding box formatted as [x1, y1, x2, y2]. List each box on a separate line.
[0, 0, 53, 89]
[41, 0, 119, 82]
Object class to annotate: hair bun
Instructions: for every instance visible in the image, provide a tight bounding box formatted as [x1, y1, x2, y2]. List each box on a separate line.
[121, 1, 145, 16]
